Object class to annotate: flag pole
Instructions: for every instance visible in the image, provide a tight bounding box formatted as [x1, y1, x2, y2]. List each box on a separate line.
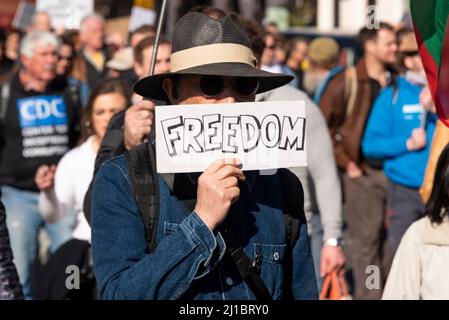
[145, 0, 168, 164]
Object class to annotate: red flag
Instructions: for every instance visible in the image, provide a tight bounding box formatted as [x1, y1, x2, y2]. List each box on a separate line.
[411, 0, 449, 127]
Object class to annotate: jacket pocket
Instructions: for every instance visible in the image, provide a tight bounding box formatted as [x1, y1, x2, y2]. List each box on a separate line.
[253, 243, 286, 300]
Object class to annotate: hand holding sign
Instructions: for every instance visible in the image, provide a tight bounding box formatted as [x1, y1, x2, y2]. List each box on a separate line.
[195, 159, 245, 231]
[124, 100, 155, 150]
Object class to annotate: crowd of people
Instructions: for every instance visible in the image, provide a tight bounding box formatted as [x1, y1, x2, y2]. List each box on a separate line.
[0, 4, 448, 300]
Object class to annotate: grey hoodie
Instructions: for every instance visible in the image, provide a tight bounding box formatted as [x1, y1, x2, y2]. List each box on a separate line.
[257, 85, 343, 241]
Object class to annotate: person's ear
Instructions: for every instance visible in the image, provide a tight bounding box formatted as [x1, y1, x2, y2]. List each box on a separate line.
[365, 40, 376, 55]
[162, 78, 178, 104]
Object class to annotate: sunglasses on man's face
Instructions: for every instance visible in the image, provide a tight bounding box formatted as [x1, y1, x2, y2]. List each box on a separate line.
[199, 75, 260, 98]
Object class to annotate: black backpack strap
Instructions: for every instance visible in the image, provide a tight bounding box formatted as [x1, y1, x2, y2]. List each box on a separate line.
[278, 168, 302, 248]
[125, 143, 160, 252]
[219, 224, 272, 301]
[0, 80, 11, 121]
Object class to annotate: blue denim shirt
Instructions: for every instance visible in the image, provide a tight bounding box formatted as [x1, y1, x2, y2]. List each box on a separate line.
[91, 155, 318, 300]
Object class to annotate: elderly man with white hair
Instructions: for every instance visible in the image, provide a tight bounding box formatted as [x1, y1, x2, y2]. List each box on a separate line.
[71, 13, 109, 98]
[0, 31, 80, 299]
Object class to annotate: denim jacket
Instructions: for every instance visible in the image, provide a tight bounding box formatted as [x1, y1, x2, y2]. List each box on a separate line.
[91, 155, 318, 300]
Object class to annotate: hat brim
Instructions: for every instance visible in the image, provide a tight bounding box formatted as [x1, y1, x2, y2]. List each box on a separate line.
[133, 62, 294, 101]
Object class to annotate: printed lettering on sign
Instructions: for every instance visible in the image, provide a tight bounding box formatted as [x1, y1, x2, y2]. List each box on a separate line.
[156, 101, 307, 173]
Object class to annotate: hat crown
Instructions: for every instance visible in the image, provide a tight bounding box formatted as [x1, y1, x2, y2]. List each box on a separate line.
[133, 11, 294, 101]
[171, 12, 252, 54]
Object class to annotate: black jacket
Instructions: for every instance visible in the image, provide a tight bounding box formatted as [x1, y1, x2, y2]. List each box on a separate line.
[0, 73, 81, 191]
[0, 197, 23, 300]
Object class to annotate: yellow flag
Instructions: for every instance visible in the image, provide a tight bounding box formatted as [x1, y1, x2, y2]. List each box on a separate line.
[134, 0, 154, 10]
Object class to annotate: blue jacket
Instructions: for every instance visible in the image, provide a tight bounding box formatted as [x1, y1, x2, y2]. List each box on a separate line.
[91, 156, 318, 300]
[362, 77, 437, 188]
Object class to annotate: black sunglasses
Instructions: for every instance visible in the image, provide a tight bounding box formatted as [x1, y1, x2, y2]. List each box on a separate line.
[402, 50, 419, 57]
[199, 75, 260, 98]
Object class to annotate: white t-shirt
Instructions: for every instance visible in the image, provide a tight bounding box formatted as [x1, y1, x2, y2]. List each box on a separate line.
[54, 136, 96, 242]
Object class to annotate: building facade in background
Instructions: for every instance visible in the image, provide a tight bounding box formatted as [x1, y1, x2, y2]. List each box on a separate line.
[327, 0, 410, 31]
[289, 0, 410, 31]
[0, 0, 410, 32]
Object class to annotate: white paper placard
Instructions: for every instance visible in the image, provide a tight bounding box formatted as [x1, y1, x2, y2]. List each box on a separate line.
[36, 0, 94, 30]
[129, 6, 157, 32]
[155, 101, 307, 173]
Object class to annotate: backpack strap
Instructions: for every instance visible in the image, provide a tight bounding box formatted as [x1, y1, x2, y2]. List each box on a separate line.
[125, 142, 160, 253]
[278, 169, 302, 248]
[218, 224, 272, 301]
[0, 80, 11, 121]
[344, 66, 358, 118]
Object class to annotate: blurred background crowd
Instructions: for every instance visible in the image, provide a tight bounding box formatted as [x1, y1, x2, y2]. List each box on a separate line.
[1, 0, 448, 301]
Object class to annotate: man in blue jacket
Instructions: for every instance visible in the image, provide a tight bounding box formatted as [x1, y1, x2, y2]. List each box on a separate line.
[91, 12, 317, 300]
[362, 30, 437, 253]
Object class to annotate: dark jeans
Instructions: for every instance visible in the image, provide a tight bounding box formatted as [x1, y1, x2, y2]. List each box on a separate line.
[343, 167, 393, 300]
[387, 182, 424, 253]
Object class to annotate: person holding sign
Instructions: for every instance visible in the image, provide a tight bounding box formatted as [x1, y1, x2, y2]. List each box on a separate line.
[91, 11, 317, 300]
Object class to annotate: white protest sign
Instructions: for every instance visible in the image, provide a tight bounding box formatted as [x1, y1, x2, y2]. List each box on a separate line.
[12, 1, 35, 31]
[36, 0, 93, 30]
[155, 101, 307, 173]
[129, 6, 157, 32]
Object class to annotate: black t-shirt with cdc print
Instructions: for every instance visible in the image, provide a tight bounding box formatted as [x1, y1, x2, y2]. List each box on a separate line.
[0, 73, 80, 191]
